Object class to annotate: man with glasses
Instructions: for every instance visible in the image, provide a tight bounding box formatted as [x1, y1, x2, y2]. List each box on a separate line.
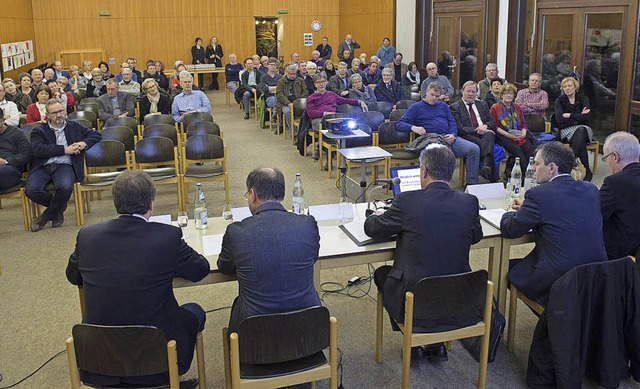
[600, 131, 640, 260]
[420, 62, 454, 101]
[276, 63, 309, 135]
[502, 142, 606, 305]
[97, 79, 135, 122]
[397, 82, 481, 185]
[258, 58, 283, 124]
[26, 99, 101, 231]
[217, 167, 321, 333]
[478, 63, 506, 100]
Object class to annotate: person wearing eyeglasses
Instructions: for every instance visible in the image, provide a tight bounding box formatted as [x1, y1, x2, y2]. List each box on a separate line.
[599, 131, 640, 260]
[25, 98, 101, 231]
[502, 142, 606, 306]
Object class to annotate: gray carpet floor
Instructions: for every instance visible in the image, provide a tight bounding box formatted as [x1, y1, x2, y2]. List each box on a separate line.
[0, 91, 635, 388]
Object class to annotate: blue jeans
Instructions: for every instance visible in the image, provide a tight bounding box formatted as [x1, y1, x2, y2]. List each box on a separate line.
[0, 164, 22, 190]
[282, 106, 292, 131]
[243, 91, 253, 114]
[25, 163, 75, 220]
[226, 81, 239, 94]
[450, 137, 480, 184]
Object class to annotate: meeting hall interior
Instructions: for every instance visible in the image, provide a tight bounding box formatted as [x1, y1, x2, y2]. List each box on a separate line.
[1, 0, 640, 388]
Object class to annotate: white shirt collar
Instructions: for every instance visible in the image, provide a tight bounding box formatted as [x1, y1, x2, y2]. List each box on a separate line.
[549, 173, 571, 182]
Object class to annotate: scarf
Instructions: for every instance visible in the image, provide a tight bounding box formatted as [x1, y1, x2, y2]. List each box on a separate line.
[497, 102, 525, 145]
[147, 92, 160, 113]
[91, 80, 106, 96]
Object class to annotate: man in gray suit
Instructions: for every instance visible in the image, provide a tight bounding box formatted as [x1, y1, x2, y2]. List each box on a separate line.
[450, 81, 497, 181]
[217, 167, 321, 333]
[96, 79, 135, 122]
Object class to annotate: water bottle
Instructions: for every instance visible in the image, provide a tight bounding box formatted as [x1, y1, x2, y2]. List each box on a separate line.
[292, 173, 304, 214]
[194, 183, 208, 229]
[507, 157, 522, 200]
[523, 157, 535, 192]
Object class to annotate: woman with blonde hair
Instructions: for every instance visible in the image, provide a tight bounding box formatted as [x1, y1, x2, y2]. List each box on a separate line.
[139, 78, 170, 118]
[554, 76, 593, 181]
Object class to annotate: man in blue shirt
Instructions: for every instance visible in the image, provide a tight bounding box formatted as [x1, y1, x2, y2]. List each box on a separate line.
[397, 82, 480, 185]
[171, 71, 212, 122]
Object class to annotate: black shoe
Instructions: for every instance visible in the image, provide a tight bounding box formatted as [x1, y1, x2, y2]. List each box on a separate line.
[180, 378, 199, 389]
[424, 344, 448, 362]
[402, 346, 426, 362]
[244, 113, 250, 120]
[30, 215, 48, 232]
[480, 164, 492, 181]
[52, 212, 64, 228]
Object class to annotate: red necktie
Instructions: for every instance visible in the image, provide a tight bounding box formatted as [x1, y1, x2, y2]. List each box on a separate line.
[468, 103, 479, 128]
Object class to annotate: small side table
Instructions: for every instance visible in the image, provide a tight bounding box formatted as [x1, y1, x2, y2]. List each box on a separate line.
[339, 146, 392, 202]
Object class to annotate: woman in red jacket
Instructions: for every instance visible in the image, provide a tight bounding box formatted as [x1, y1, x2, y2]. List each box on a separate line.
[26, 85, 51, 123]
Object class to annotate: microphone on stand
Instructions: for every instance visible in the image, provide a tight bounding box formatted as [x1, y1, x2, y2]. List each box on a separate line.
[366, 177, 401, 216]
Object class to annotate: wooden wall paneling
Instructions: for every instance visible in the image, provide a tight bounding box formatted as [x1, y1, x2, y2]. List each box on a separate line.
[339, 0, 395, 62]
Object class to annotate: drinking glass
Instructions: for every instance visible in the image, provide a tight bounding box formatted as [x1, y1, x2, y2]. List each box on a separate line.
[222, 204, 233, 222]
[177, 211, 189, 239]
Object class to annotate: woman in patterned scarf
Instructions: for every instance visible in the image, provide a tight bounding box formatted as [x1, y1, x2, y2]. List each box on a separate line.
[490, 83, 536, 182]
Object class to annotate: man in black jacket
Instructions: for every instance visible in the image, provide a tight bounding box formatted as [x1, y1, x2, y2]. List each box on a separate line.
[365, 144, 483, 361]
[600, 131, 640, 260]
[0, 109, 33, 190]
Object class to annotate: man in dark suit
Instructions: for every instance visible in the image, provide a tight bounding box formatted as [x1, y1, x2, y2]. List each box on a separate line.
[450, 81, 497, 181]
[365, 145, 483, 361]
[52, 61, 70, 81]
[600, 131, 640, 260]
[502, 142, 607, 306]
[26, 99, 101, 231]
[96, 78, 135, 122]
[374, 67, 405, 108]
[66, 170, 209, 389]
[218, 168, 321, 333]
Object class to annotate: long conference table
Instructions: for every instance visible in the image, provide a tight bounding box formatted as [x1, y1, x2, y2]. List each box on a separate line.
[172, 202, 532, 314]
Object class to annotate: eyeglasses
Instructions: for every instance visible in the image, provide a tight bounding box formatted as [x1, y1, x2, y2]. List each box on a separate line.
[601, 152, 616, 162]
[243, 189, 251, 200]
[48, 109, 66, 116]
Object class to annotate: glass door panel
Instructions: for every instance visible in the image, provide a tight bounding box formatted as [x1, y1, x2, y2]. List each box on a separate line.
[539, 14, 573, 113]
[436, 17, 456, 86]
[582, 13, 622, 142]
[459, 16, 480, 87]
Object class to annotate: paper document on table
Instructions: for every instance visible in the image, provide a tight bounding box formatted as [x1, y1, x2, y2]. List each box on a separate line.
[309, 203, 353, 221]
[339, 219, 375, 246]
[202, 234, 224, 256]
[149, 214, 172, 225]
[231, 207, 252, 222]
[479, 209, 507, 230]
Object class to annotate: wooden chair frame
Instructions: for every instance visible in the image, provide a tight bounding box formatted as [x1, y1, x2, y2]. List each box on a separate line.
[0, 186, 31, 231]
[506, 284, 545, 353]
[376, 280, 494, 389]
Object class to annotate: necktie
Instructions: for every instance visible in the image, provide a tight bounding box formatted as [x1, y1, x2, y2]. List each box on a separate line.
[387, 83, 392, 90]
[468, 103, 479, 128]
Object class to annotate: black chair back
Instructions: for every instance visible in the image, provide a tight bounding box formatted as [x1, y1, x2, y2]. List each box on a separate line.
[134, 137, 174, 163]
[292, 98, 307, 118]
[186, 121, 221, 138]
[72, 119, 93, 129]
[20, 122, 42, 135]
[104, 116, 138, 133]
[336, 103, 363, 116]
[412, 270, 488, 322]
[80, 96, 97, 104]
[396, 99, 417, 109]
[102, 126, 135, 151]
[77, 102, 99, 115]
[377, 121, 411, 145]
[72, 324, 169, 377]
[389, 109, 407, 122]
[182, 112, 213, 130]
[369, 101, 393, 119]
[143, 114, 175, 128]
[525, 114, 546, 133]
[185, 134, 224, 160]
[143, 124, 179, 146]
[84, 140, 127, 168]
[68, 111, 98, 129]
[237, 306, 330, 365]
[355, 111, 385, 132]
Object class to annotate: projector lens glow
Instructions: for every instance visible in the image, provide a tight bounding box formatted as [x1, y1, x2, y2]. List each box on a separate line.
[347, 121, 356, 129]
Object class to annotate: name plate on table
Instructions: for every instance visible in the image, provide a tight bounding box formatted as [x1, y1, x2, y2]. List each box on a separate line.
[308, 203, 354, 221]
[149, 214, 172, 225]
[231, 207, 252, 222]
[202, 234, 224, 256]
[466, 183, 506, 199]
[479, 209, 507, 230]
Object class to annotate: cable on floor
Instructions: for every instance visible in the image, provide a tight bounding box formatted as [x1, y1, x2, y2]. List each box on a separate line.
[0, 349, 66, 389]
